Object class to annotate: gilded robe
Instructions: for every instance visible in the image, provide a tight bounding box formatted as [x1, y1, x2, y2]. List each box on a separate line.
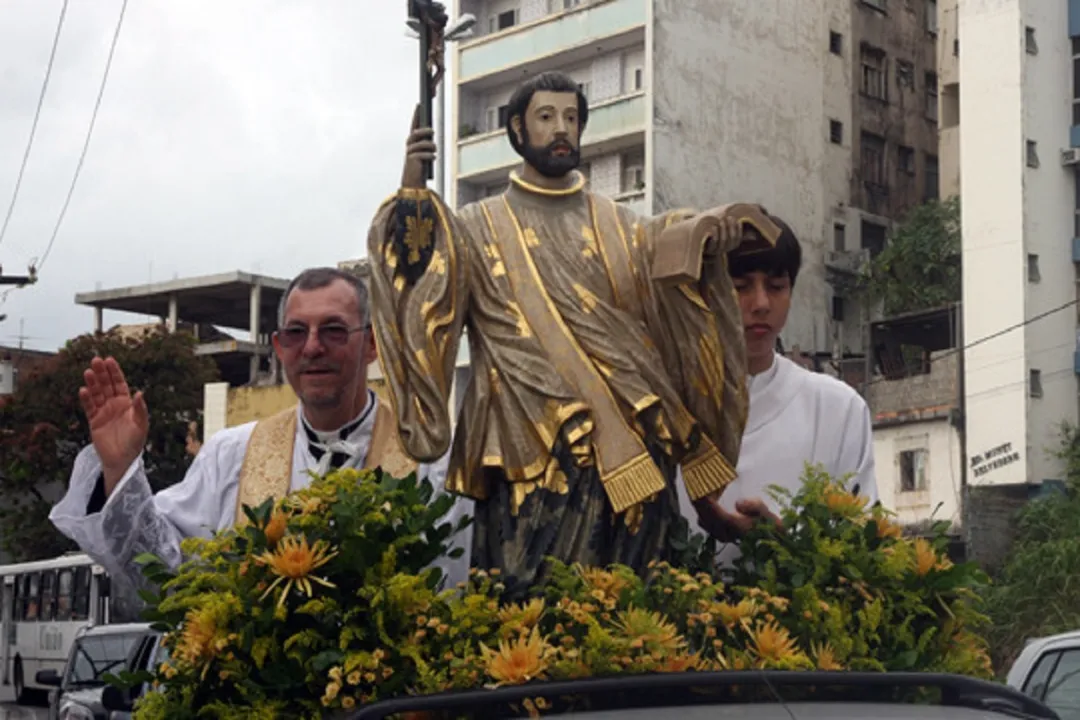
[367, 170, 773, 593]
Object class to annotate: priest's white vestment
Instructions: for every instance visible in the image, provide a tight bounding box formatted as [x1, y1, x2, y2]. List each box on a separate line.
[50, 390, 473, 597]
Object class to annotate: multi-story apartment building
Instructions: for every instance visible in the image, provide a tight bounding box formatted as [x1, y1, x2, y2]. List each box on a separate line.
[932, 0, 1079, 568]
[448, 0, 939, 360]
[941, 0, 1078, 492]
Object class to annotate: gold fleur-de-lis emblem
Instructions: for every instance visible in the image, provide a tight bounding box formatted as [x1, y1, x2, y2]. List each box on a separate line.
[573, 283, 598, 314]
[524, 227, 541, 247]
[404, 215, 434, 264]
[581, 225, 598, 258]
[485, 243, 506, 277]
[428, 249, 447, 275]
[507, 301, 532, 338]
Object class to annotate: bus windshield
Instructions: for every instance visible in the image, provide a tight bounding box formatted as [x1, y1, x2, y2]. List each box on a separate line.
[65, 631, 146, 689]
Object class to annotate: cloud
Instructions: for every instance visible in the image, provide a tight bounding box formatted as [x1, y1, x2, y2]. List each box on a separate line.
[0, 0, 420, 350]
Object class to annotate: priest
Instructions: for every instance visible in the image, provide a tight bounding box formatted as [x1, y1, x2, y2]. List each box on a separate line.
[367, 71, 782, 595]
[49, 267, 472, 606]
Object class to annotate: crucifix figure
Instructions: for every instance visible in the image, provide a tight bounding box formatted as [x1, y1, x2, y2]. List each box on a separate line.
[407, 0, 448, 183]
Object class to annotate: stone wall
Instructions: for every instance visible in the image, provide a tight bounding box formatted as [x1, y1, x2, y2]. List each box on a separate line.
[962, 483, 1032, 576]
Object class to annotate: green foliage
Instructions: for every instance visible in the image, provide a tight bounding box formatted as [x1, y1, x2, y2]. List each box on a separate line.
[731, 465, 992, 678]
[859, 196, 961, 316]
[985, 423, 1080, 672]
[129, 466, 992, 719]
[0, 326, 219, 561]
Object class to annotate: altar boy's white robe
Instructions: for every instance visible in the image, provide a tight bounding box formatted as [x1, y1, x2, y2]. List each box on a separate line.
[678, 353, 878, 563]
[49, 391, 473, 596]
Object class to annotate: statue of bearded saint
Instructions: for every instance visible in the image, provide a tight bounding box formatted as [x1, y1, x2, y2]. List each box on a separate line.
[367, 71, 782, 596]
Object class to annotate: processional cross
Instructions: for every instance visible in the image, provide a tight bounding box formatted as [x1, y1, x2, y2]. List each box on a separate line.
[407, 0, 449, 184]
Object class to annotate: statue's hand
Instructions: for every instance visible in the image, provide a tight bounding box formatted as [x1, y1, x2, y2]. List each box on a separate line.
[402, 104, 436, 190]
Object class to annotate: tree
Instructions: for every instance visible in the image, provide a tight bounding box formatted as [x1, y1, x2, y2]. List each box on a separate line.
[860, 196, 961, 316]
[984, 423, 1080, 672]
[0, 326, 219, 562]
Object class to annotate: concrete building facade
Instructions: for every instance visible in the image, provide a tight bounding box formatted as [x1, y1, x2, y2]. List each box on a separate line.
[942, 0, 1079, 492]
[449, 0, 940, 359]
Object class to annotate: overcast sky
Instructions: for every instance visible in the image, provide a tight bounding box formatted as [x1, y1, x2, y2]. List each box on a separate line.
[0, 0, 422, 351]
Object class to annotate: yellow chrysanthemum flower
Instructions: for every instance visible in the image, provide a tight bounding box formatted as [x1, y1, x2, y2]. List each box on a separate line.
[480, 626, 554, 687]
[613, 608, 682, 653]
[747, 620, 800, 664]
[255, 535, 338, 608]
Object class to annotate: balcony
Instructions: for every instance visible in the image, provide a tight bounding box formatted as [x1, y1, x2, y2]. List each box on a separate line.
[614, 190, 646, 215]
[458, 0, 647, 87]
[457, 91, 647, 181]
[825, 249, 871, 275]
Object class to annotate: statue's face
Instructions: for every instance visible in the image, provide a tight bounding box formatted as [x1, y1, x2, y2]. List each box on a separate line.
[512, 90, 581, 178]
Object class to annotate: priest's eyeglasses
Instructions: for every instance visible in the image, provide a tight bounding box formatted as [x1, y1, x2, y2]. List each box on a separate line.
[276, 323, 368, 349]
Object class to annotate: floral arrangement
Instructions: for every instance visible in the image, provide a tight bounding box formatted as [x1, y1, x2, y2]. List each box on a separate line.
[124, 466, 992, 719]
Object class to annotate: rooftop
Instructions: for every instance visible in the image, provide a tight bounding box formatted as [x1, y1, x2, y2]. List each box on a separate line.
[75, 271, 291, 334]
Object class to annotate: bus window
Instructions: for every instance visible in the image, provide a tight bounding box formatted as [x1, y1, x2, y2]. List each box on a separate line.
[6, 579, 16, 644]
[22, 573, 39, 621]
[72, 568, 91, 622]
[40, 570, 56, 622]
[56, 569, 74, 622]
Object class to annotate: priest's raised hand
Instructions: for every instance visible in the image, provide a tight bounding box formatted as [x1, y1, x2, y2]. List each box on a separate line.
[80, 356, 149, 497]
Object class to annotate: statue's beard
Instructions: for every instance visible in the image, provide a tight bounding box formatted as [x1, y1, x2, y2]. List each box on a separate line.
[519, 138, 580, 178]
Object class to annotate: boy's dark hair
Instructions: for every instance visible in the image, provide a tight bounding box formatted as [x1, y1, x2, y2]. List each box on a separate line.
[505, 71, 590, 154]
[726, 213, 802, 286]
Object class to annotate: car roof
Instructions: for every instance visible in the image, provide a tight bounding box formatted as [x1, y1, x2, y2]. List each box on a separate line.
[560, 703, 1042, 719]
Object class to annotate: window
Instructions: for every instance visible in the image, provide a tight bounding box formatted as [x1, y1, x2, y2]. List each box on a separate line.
[896, 59, 915, 89]
[953, 38, 959, 56]
[925, 154, 939, 201]
[829, 119, 843, 144]
[925, 72, 939, 122]
[22, 573, 40, 621]
[1025, 26, 1038, 55]
[1031, 368, 1043, 398]
[861, 219, 887, 257]
[926, 0, 938, 34]
[488, 9, 517, 33]
[1028, 254, 1041, 282]
[1022, 650, 1060, 698]
[860, 45, 888, 101]
[72, 567, 92, 621]
[831, 296, 845, 322]
[942, 82, 960, 128]
[833, 223, 846, 251]
[1041, 648, 1080, 718]
[56, 569, 74, 622]
[898, 145, 915, 174]
[485, 104, 511, 131]
[899, 448, 928, 492]
[624, 165, 645, 192]
[1027, 139, 1040, 168]
[829, 31, 843, 55]
[860, 132, 886, 187]
[66, 632, 147, 688]
[633, 68, 643, 91]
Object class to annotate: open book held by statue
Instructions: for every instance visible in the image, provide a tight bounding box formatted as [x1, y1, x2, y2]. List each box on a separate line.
[367, 69, 782, 595]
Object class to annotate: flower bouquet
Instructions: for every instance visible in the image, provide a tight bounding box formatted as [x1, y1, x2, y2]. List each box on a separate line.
[124, 466, 992, 719]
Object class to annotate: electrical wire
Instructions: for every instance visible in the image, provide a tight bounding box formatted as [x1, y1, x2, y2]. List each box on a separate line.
[35, 0, 128, 273]
[0, 0, 69, 250]
[866, 297, 1080, 388]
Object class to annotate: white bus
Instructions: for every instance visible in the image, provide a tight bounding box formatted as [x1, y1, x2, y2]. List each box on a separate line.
[0, 552, 111, 704]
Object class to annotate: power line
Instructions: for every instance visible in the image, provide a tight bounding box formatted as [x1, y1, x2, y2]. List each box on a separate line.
[0, 0, 69, 250]
[867, 297, 1080, 388]
[36, 0, 128, 273]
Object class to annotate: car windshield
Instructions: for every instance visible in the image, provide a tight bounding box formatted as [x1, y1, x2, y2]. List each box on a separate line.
[65, 632, 147, 688]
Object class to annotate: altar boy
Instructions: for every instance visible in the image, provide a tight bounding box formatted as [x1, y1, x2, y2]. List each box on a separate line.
[685, 213, 878, 546]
